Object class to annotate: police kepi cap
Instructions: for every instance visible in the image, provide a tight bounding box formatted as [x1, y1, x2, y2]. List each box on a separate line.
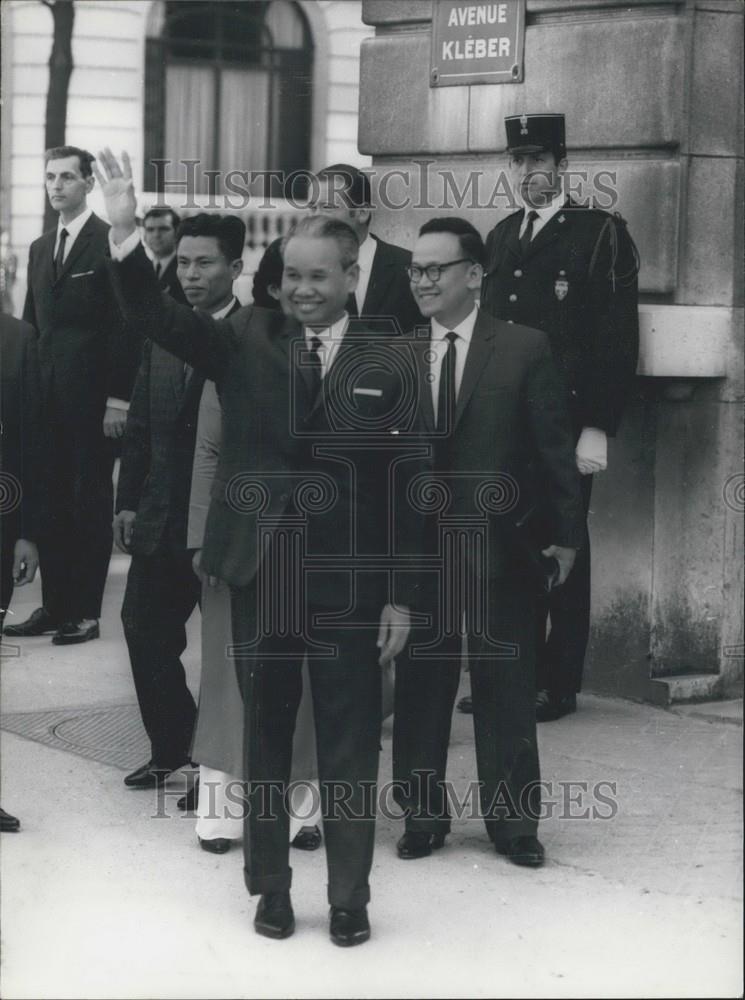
[505, 113, 566, 158]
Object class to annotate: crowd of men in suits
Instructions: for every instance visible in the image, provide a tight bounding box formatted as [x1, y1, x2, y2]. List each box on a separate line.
[0, 113, 639, 945]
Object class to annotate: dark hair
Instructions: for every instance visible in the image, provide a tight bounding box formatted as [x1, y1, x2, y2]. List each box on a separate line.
[509, 146, 564, 165]
[282, 215, 359, 270]
[252, 237, 284, 309]
[143, 206, 181, 229]
[418, 217, 485, 267]
[176, 213, 246, 263]
[316, 163, 372, 210]
[45, 146, 95, 178]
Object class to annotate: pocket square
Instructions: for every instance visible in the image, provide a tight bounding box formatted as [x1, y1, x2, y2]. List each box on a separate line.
[71, 270, 95, 278]
[353, 387, 383, 397]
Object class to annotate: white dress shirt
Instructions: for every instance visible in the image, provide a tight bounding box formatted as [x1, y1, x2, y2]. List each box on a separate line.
[110, 227, 144, 260]
[209, 297, 237, 321]
[304, 312, 349, 379]
[518, 188, 566, 242]
[354, 233, 376, 312]
[429, 304, 479, 421]
[54, 206, 93, 263]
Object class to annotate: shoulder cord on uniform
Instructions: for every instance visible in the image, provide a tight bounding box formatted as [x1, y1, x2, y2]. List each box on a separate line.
[588, 213, 641, 291]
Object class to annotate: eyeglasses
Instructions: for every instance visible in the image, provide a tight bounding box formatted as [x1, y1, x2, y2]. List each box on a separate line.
[406, 258, 474, 283]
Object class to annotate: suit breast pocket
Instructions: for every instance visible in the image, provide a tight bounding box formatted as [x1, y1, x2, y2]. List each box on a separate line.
[63, 271, 99, 307]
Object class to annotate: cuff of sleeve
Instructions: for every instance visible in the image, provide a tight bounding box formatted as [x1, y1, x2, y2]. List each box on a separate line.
[106, 398, 130, 411]
[109, 228, 142, 260]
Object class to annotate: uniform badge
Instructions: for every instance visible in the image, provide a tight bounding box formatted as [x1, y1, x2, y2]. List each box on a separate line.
[554, 270, 569, 300]
[519, 113, 529, 135]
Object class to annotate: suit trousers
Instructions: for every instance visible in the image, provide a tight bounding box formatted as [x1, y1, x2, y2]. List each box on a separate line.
[39, 408, 116, 622]
[393, 623, 462, 835]
[0, 517, 20, 630]
[394, 573, 541, 844]
[535, 473, 593, 696]
[231, 585, 382, 910]
[121, 545, 200, 764]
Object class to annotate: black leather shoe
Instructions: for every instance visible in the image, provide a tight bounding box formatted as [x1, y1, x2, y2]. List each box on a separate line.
[0, 807, 20, 833]
[536, 690, 577, 723]
[52, 619, 100, 645]
[254, 892, 295, 939]
[396, 830, 447, 860]
[198, 836, 232, 854]
[329, 906, 370, 947]
[494, 835, 545, 867]
[291, 825, 322, 851]
[3, 607, 58, 637]
[124, 758, 188, 789]
[457, 695, 473, 714]
[177, 780, 200, 811]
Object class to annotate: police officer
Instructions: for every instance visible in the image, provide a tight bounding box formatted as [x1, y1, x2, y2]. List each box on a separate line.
[479, 112, 640, 722]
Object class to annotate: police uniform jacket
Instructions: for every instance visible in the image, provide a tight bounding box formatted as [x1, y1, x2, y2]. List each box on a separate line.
[481, 200, 639, 437]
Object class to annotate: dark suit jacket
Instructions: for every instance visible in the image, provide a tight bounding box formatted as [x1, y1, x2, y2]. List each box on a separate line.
[115, 299, 241, 556]
[0, 314, 44, 543]
[480, 201, 639, 437]
[156, 256, 188, 305]
[357, 235, 423, 336]
[411, 308, 584, 586]
[111, 246, 425, 609]
[23, 212, 140, 428]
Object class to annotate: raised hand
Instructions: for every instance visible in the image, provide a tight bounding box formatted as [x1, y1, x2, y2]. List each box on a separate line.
[92, 148, 137, 241]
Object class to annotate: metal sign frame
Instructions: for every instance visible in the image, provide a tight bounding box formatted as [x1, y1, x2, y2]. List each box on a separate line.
[430, 0, 526, 87]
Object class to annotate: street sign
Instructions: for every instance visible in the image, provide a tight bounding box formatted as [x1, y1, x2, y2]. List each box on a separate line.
[430, 1, 526, 87]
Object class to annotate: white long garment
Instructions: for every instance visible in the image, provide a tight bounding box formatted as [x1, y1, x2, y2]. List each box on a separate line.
[195, 766, 322, 841]
[195, 765, 244, 841]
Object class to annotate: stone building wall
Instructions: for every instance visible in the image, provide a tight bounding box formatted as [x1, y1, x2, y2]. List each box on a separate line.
[359, 0, 743, 701]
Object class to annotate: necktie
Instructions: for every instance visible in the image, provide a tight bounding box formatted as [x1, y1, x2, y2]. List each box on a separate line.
[519, 210, 539, 256]
[154, 260, 162, 280]
[308, 335, 323, 403]
[436, 331, 458, 433]
[54, 228, 68, 278]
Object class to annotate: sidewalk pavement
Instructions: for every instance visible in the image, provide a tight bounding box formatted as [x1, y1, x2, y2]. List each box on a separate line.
[1, 554, 742, 999]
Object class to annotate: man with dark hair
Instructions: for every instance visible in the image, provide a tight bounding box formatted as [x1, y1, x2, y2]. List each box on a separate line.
[4, 145, 140, 645]
[310, 162, 423, 335]
[251, 237, 284, 309]
[480, 113, 640, 722]
[97, 149, 424, 947]
[115, 213, 245, 792]
[393, 216, 583, 867]
[142, 207, 186, 305]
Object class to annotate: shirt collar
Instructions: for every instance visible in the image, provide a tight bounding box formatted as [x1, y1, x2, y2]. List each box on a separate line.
[431, 304, 479, 345]
[210, 296, 238, 320]
[357, 233, 376, 273]
[522, 188, 565, 226]
[305, 311, 349, 347]
[57, 206, 92, 242]
[149, 250, 176, 274]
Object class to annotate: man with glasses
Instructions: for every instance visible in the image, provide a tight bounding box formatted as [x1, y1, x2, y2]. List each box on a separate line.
[392, 217, 583, 867]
